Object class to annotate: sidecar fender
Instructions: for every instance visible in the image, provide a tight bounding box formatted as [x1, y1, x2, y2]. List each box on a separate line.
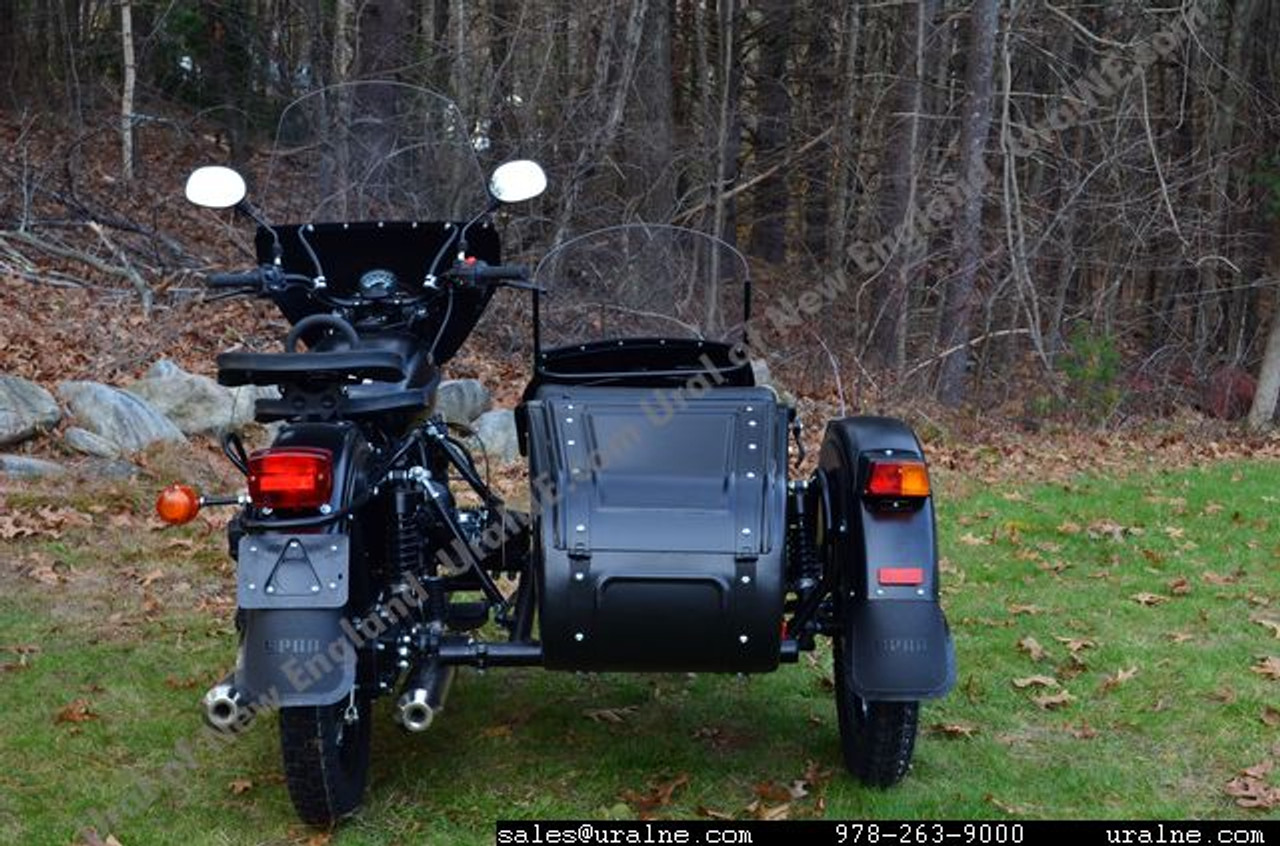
[817, 416, 956, 701]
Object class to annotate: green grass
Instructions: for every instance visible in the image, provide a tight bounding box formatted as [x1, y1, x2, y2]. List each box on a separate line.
[1, 459, 1278, 844]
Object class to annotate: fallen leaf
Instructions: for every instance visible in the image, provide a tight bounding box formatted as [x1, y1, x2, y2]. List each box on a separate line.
[1261, 706, 1280, 728]
[698, 806, 734, 820]
[958, 532, 989, 547]
[1251, 616, 1280, 640]
[1018, 636, 1047, 661]
[229, 778, 253, 795]
[1032, 689, 1075, 710]
[304, 834, 333, 846]
[928, 722, 978, 739]
[480, 724, 513, 739]
[585, 706, 638, 724]
[1166, 631, 1195, 644]
[1203, 571, 1238, 586]
[1167, 577, 1191, 596]
[164, 675, 200, 690]
[1056, 522, 1082, 535]
[1054, 636, 1098, 655]
[1210, 687, 1237, 704]
[138, 568, 164, 587]
[984, 794, 1031, 816]
[1251, 657, 1280, 681]
[621, 773, 689, 816]
[1203, 502, 1225, 515]
[1013, 675, 1059, 689]
[1132, 592, 1169, 607]
[1225, 761, 1280, 810]
[55, 698, 98, 724]
[744, 799, 790, 821]
[1100, 667, 1138, 694]
[752, 781, 795, 803]
[1066, 721, 1098, 739]
[1163, 526, 1186, 540]
[1007, 604, 1044, 616]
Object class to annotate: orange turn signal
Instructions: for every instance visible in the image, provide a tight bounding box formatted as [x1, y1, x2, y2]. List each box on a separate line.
[865, 459, 930, 498]
[156, 483, 201, 525]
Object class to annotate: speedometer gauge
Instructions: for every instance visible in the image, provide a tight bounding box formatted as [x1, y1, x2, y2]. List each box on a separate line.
[359, 268, 398, 299]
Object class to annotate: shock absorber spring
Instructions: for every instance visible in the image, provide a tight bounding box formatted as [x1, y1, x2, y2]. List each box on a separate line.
[390, 486, 423, 575]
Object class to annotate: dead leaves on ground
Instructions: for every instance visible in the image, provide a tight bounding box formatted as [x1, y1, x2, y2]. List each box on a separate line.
[0, 505, 93, 540]
[620, 773, 689, 817]
[1017, 636, 1047, 661]
[1225, 760, 1280, 811]
[927, 722, 978, 739]
[54, 698, 98, 725]
[584, 705, 638, 724]
[1098, 666, 1138, 695]
[1031, 689, 1076, 710]
[1250, 657, 1280, 681]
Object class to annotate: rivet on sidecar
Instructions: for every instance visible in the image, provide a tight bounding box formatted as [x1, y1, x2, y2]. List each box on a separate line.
[247, 583, 256, 591]
[740, 575, 751, 585]
[331, 545, 339, 552]
[574, 632, 585, 642]
[574, 572, 585, 582]
[266, 586, 275, 594]
[567, 439, 576, 446]
[565, 417, 574, 424]
[748, 420, 757, 427]
[738, 635, 749, 644]
[746, 471, 756, 479]
[575, 524, 586, 532]
[310, 585, 320, 593]
[741, 528, 751, 536]
[249, 546, 258, 553]
[329, 582, 338, 590]
[748, 443, 757, 451]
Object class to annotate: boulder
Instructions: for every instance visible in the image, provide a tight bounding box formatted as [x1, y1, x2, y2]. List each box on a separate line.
[64, 426, 122, 458]
[57, 381, 185, 453]
[470, 409, 519, 464]
[434, 379, 492, 425]
[0, 454, 65, 477]
[0, 375, 61, 445]
[129, 360, 258, 435]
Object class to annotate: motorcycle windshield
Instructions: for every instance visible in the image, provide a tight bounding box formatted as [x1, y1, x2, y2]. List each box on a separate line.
[533, 224, 750, 352]
[262, 82, 489, 223]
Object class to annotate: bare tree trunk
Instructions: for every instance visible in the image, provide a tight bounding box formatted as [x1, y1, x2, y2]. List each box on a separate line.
[746, 0, 793, 263]
[869, 0, 938, 371]
[936, 0, 998, 406]
[626, 0, 675, 221]
[119, 0, 136, 182]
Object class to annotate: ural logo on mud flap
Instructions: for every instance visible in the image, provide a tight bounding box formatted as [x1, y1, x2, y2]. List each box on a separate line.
[264, 638, 322, 655]
[877, 638, 929, 654]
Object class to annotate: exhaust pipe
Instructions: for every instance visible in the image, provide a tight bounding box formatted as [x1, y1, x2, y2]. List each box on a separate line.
[396, 661, 454, 732]
[203, 674, 251, 732]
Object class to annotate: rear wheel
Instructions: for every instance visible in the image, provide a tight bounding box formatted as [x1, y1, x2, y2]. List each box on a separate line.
[279, 690, 373, 826]
[833, 628, 919, 786]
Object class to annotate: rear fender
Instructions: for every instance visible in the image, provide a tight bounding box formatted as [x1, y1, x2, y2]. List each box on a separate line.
[234, 422, 372, 708]
[816, 416, 955, 700]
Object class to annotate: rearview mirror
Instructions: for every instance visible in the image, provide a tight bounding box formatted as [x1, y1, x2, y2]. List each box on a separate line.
[489, 160, 547, 204]
[185, 166, 247, 209]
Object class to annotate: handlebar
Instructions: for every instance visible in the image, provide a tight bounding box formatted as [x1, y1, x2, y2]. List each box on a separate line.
[445, 260, 542, 292]
[206, 269, 266, 289]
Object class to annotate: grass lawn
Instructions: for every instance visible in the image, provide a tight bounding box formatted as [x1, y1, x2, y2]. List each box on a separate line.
[1, 453, 1277, 844]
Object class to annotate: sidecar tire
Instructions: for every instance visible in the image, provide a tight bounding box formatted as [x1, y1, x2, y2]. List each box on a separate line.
[834, 632, 919, 786]
[279, 693, 373, 826]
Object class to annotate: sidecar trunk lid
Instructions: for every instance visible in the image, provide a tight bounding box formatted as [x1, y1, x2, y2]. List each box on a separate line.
[523, 386, 788, 672]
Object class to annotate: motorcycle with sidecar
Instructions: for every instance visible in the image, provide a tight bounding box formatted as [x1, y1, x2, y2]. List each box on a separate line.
[160, 82, 955, 825]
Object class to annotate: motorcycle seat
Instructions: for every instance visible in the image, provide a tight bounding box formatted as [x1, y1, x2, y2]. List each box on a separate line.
[216, 350, 408, 387]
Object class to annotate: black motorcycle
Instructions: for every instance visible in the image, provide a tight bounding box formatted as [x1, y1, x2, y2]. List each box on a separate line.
[162, 82, 954, 826]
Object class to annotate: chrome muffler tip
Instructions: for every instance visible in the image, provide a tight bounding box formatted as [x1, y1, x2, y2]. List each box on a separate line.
[396, 688, 436, 732]
[203, 680, 248, 732]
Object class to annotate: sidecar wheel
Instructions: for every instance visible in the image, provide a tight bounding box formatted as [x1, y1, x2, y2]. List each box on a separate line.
[834, 633, 919, 786]
[279, 691, 372, 826]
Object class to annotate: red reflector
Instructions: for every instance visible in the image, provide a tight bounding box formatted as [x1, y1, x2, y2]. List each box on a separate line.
[878, 567, 925, 586]
[865, 459, 930, 497]
[248, 447, 334, 510]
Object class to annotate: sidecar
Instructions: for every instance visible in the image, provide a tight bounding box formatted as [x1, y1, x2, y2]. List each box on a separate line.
[516, 225, 955, 783]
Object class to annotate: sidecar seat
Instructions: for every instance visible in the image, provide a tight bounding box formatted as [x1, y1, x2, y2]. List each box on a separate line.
[522, 384, 789, 673]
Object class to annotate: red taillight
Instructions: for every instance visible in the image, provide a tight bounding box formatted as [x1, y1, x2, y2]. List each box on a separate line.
[865, 459, 930, 498]
[247, 447, 334, 510]
[878, 567, 925, 586]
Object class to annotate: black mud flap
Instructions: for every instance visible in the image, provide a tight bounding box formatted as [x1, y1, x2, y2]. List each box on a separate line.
[234, 534, 355, 707]
[845, 600, 956, 700]
[818, 416, 956, 701]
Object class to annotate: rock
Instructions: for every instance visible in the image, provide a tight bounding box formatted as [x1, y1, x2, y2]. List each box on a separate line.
[64, 426, 122, 458]
[0, 375, 61, 445]
[58, 381, 185, 453]
[470, 409, 520, 464]
[129, 361, 257, 435]
[78, 458, 140, 480]
[434, 379, 492, 425]
[0, 454, 65, 477]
